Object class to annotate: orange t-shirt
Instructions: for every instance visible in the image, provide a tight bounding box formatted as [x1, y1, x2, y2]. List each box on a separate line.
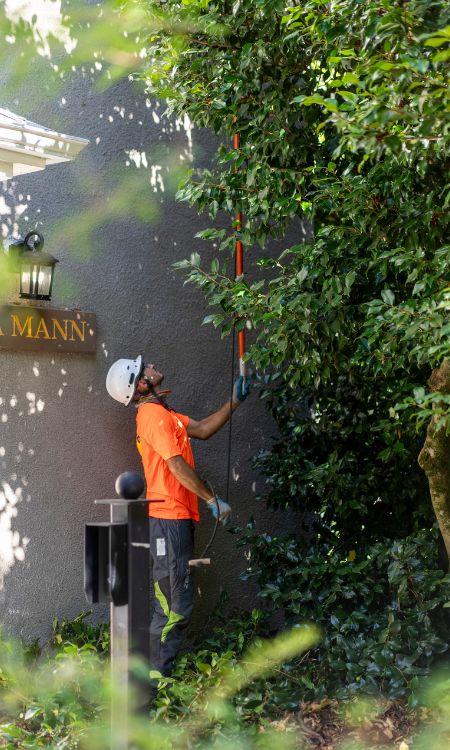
[136, 402, 199, 521]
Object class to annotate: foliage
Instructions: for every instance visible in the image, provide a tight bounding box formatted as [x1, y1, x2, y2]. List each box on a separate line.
[237, 525, 450, 704]
[0, 621, 317, 749]
[252, 378, 432, 543]
[0, 613, 109, 747]
[152, 527, 450, 719]
[142, 0, 450, 546]
[51, 611, 109, 655]
[146, 1, 450, 718]
[155, 600, 273, 720]
[1, 611, 450, 749]
[0, 637, 105, 749]
[145, 0, 450, 386]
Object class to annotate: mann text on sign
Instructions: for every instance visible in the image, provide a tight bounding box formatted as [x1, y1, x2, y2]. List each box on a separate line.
[0, 306, 97, 353]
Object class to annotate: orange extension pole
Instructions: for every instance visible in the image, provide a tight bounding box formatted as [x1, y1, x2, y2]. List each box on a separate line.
[233, 126, 246, 378]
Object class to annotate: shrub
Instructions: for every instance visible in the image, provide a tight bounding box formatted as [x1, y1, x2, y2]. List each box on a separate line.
[239, 526, 450, 703]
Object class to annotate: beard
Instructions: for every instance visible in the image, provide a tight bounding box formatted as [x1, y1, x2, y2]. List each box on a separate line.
[144, 373, 164, 391]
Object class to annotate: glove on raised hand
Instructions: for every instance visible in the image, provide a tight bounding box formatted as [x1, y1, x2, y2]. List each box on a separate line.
[233, 375, 252, 404]
[207, 497, 232, 526]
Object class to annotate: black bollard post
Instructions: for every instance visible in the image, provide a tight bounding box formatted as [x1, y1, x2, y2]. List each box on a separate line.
[84, 472, 152, 749]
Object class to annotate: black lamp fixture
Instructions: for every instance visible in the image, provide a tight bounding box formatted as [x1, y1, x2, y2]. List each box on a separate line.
[8, 231, 59, 301]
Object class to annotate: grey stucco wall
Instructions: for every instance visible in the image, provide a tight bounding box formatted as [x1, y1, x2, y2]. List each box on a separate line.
[0, 70, 301, 644]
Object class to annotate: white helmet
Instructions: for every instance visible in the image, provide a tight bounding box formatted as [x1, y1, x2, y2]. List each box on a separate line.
[106, 355, 143, 406]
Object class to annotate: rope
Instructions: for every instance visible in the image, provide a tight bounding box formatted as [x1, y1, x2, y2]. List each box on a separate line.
[225, 328, 236, 505]
[194, 120, 241, 561]
[196, 331, 235, 561]
[197, 482, 220, 561]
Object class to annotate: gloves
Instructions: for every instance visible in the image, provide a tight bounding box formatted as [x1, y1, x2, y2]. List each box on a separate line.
[207, 497, 232, 526]
[233, 375, 252, 404]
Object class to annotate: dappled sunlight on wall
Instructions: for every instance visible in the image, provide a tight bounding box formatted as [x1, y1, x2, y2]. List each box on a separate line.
[4, 0, 76, 57]
[0, 481, 29, 590]
[0, 98, 196, 287]
[0, 390, 34, 593]
[0, 186, 32, 241]
[0, 356, 74, 594]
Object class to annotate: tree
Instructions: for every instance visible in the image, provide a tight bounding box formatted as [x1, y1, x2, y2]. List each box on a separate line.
[143, 0, 450, 557]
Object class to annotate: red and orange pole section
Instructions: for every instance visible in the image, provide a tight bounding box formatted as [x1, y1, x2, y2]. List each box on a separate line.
[233, 126, 246, 378]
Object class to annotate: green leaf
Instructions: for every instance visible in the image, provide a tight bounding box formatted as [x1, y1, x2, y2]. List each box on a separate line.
[196, 661, 212, 674]
[381, 289, 395, 306]
[341, 72, 360, 86]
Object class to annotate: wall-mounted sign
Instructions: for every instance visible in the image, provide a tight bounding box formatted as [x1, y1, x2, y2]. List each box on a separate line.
[0, 305, 96, 353]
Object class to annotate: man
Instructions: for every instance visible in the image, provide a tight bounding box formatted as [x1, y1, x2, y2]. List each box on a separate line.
[105, 355, 250, 679]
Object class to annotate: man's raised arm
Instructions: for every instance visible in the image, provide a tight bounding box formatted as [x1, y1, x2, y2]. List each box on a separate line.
[186, 377, 250, 440]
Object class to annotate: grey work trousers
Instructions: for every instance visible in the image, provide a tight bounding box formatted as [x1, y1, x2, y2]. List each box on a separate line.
[149, 517, 195, 677]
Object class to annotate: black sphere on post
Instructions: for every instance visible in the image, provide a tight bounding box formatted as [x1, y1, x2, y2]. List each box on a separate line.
[115, 471, 145, 500]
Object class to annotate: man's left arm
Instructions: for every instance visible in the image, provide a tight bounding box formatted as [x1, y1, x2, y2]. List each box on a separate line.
[187, 399, 240, 440]
[187, 377, 250, 440]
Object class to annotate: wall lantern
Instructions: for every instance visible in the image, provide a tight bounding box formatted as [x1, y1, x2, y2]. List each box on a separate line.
[9, 232, 58, 301]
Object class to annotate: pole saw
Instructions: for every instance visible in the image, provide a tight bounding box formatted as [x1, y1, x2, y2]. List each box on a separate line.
[189, 121, 245, 568]
[234, 125, 246, 380]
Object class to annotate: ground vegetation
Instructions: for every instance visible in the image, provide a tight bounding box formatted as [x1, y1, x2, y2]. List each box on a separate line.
[0, 613, 449, 749]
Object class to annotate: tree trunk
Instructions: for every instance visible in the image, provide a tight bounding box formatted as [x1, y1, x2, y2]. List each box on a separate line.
[418, 359, 450, 570]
